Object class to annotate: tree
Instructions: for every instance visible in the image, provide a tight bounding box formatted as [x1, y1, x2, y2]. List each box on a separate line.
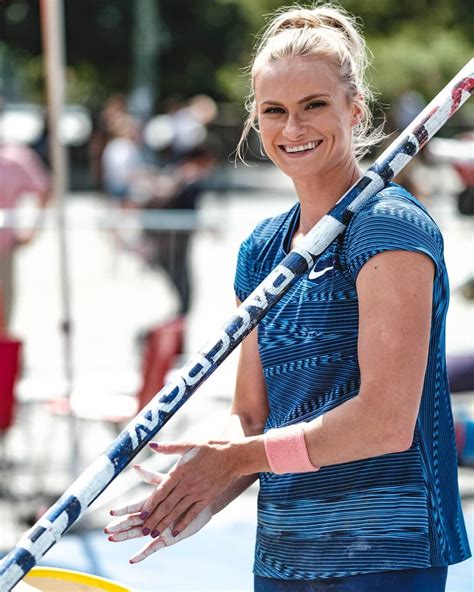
[1, 0, 472, 116]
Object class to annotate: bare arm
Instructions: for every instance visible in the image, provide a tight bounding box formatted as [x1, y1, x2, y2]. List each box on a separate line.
[211, 310, 269, 513]
[230, 300, 269, 438]
[302, 249, 434, 465]
[210, 249, 435, 474]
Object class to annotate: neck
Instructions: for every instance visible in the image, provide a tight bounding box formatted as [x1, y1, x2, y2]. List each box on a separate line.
[292, 158, 362, 235]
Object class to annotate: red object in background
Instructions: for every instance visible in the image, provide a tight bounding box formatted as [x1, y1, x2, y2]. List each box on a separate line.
[0, 290, 23, 431]
[455, 422, 467, 454]
[0, 336, 22, 430]
[136, 316, 185, 411]
[453, 162, 474, 187]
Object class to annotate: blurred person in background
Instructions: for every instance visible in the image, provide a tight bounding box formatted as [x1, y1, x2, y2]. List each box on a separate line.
[101, 112, 146, 207]
[163, 94, 218, 163]
[105, 4, 470, 591]
[138, 140, 218, 316]
[88, 93, 128, 190]
[0, 142, 51, 329]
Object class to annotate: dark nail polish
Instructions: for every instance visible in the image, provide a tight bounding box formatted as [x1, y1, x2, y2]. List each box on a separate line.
[140, 511, 149, 520]
[149, 442, 159, 449]
[172, 530, 179, 537]
[142, 527, 151, 536]
[151, 530, 160, 538]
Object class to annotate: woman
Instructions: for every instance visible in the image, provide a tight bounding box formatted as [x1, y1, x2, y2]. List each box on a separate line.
[105, 4, 471, 590]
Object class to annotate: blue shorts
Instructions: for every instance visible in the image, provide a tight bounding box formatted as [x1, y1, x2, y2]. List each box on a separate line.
[254, 567, 448, 591]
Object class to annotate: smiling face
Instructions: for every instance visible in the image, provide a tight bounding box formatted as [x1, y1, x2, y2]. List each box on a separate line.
[254, 55, 362, 184]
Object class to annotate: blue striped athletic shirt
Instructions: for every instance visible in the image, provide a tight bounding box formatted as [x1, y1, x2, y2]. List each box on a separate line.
[234, 184, 471, 580]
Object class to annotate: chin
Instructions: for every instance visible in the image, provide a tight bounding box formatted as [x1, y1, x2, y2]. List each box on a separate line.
[277, 162, 322, 181]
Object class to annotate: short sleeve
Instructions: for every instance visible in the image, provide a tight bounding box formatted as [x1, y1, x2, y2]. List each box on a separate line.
[234, 234, 256, 302]
[343, 188, 444, 283]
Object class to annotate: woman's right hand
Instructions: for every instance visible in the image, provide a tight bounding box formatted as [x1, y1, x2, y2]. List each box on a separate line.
[104, 465, 212, 564]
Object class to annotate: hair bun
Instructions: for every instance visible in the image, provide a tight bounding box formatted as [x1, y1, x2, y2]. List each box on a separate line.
[271, 9, 325, 32]
[271, 7, 344, 32]
[262, 5, 363, 68]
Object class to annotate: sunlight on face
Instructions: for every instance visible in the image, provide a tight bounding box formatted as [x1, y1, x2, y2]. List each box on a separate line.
[254, 55, 361, 182]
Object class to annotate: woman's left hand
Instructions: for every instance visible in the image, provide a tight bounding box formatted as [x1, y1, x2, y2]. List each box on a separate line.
[139, 440, 239, 539]
[105, 464, 212, 563]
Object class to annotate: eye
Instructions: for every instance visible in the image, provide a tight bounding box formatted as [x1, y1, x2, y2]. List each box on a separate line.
[307, 101, 326, 110]
[263, 106, 285, 114]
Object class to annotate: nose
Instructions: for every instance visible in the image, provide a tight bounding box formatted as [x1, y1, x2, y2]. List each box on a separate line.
[283, 112, 306, 140]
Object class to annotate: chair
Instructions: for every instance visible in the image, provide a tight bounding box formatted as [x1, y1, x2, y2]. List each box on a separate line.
[50, 315, 186, 426]
[0, 335, 22, 432]
[135, 315, 186, 410]
[0, 289, 23, 497]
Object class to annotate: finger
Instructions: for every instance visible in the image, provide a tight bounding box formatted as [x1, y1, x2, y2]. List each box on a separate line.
[129, 537, 167, 564]
[109, 468, 166, 517]
[109, 497, 146, 517]
[155, 526, 175, 546]
[108, 526, 144, 542]
[140, 474, 179, 520]
[149, 442, 195, 455]
[104, 514, 143, 534]
[172, 503, 211, 539]
[133, 464, 166, 485]
[128, 506, 213, 563]
[146, 493, 192, 536]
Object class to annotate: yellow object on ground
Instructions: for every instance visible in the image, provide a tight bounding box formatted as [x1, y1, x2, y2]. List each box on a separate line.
[12, 567, 131, 592]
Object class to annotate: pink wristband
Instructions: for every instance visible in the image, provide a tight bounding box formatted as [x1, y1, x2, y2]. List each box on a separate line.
[264, 423, 319, 474]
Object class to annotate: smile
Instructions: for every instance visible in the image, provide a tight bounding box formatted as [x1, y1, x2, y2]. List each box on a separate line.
[280, 141, 322, 154]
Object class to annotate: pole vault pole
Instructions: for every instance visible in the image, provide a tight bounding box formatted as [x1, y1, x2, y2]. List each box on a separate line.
[40, 0, 79, 481]
[1, 60, 472, 591]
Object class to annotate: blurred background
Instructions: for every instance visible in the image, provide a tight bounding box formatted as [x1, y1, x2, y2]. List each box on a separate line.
[0, 1, 473, 591]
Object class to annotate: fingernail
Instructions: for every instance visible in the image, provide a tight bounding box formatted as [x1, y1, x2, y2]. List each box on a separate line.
[142, 527, 151, 536]
[140, 511, 149, 520]
[151, 530, 160, 538]
[149, 442, 159, 449]
[172, 530, 179, 537]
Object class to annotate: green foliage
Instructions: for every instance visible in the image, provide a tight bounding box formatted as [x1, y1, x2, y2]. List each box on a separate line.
[219, 0, 473, 109]
[1, 43, 106, 109]
[369, 27, 473, 102]
[2, 0, 472, 111]
[216, 63, 251, 105]
[0, 40, 46, 103]
[157, 0, 250, 102]
[65, 63, 108, 108]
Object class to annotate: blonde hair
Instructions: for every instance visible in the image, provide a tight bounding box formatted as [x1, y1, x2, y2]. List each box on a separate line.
[236, 3, 384, 162]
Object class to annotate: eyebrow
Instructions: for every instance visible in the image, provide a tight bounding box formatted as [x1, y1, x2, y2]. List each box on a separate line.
[260, 93, 330, 106]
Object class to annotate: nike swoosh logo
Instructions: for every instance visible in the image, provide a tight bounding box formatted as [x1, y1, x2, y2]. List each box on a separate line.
[308, 265, 334, 280]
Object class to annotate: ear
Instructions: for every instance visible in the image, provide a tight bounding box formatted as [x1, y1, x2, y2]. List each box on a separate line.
[351, 98, 364, 128]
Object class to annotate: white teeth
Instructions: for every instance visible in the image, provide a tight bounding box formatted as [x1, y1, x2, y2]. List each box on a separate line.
[284, 142, 317, 153]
